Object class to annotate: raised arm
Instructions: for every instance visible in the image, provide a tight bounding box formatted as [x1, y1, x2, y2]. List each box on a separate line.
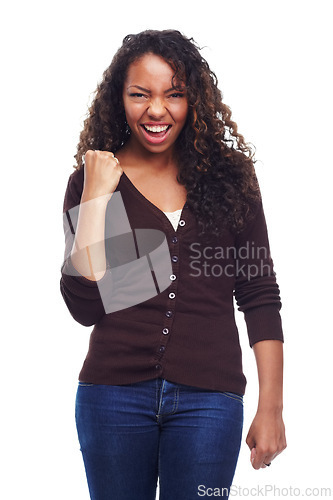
[60, 150, 123, 326]
[71, 150, 123, 281]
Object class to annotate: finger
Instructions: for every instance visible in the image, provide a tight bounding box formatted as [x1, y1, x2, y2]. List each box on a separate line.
[99, 151, 114, 159]
[261, 451, 279, 468]
[246, 433, 255, 450]
[260, 459, 272, 469]
[250, 447, 257, 468]
[263, 450, 280, 467]
[251, 447, 269, 470]
[96, 151, 120, 167]
[102, 152, 120, 166]
[84, 149, 95, 162]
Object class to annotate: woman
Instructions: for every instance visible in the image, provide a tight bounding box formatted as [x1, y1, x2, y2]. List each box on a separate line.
[60, 29, 286, 500]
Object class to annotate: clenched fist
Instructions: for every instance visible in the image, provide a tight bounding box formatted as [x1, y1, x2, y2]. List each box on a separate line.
[82, 150, 123, 202]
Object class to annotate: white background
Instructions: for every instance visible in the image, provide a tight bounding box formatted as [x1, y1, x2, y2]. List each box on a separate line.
[1, 0, 332, 498]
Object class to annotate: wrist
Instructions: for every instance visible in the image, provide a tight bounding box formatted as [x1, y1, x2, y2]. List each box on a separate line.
[81, 190, 111, 205]
[257, 400, 283, 415]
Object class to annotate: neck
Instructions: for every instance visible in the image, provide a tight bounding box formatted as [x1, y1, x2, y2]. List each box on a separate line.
[118, 137, 178, 174]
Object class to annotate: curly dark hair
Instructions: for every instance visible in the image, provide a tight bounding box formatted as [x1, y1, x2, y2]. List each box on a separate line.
[74, 29, 261, 236]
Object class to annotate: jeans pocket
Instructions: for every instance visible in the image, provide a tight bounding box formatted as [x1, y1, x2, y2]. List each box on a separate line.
[220, 391, 244, 404]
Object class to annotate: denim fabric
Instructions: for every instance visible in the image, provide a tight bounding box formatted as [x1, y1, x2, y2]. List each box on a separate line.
[75, 378, 243, 500]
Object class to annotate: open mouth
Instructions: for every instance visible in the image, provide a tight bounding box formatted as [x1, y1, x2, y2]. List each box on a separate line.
[140, 124, 172, 144]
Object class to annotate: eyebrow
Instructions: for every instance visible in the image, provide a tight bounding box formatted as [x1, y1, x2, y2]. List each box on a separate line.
[127, 85, 185, 93]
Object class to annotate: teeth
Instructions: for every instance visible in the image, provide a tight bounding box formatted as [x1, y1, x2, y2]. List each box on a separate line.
[143, 125, 169, 133]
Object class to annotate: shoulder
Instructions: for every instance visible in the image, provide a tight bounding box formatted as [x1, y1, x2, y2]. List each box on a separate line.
[63, 167, 84, 212]
[235, 196, 272, 248]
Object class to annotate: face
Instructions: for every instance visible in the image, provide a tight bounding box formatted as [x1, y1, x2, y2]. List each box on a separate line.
[122, 53, 188, 155]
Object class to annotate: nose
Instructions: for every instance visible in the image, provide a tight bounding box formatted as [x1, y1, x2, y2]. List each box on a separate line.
[147, 97, 166, 119]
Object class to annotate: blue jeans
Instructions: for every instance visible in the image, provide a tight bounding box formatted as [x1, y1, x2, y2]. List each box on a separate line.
[75, 378, 243, 500]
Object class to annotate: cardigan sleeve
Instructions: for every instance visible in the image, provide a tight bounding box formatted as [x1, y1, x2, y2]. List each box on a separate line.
[59, 169, 108, 326]
[233, 199, 284, 347]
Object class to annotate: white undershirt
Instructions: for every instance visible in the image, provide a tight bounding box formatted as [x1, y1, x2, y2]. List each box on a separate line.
[163, 209, 182, 231]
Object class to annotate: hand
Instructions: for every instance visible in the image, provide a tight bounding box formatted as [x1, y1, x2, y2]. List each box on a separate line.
[82, 150, 123, 202]
[246, 408, 287, 470]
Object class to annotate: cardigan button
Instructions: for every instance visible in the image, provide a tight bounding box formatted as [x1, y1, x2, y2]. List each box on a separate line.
[159, 346, 165, 353]
[179, 220, 185, 227]
[169, 292, 176, 299]
[162, 328, 169, 335]
[165, 310, 173, 318]
[170, 274, 176, 281]
[155, 364, 162, 370]
[171, 255, 178, 263]
[171, 236, 178, 244]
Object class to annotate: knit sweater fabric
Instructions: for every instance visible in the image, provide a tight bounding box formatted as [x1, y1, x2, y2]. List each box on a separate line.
[60, 167, 283, 395]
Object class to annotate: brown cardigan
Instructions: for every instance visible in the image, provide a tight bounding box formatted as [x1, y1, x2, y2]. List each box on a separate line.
[60, 167, 283, 395]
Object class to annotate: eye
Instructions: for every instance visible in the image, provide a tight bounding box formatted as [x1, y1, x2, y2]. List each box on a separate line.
[168, 92, 185, 98]
[129, 93, 148, 100]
